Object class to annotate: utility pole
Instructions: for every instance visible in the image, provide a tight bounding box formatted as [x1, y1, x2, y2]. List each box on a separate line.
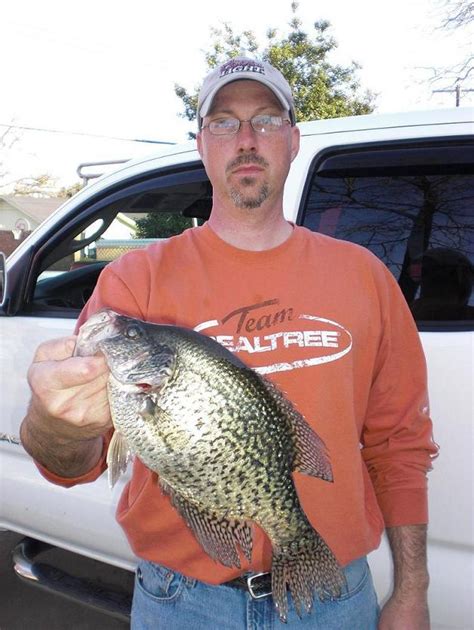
[433, 81, 474, 106]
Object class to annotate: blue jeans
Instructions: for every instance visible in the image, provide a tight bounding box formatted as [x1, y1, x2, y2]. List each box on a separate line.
[131, 556, 380, 629]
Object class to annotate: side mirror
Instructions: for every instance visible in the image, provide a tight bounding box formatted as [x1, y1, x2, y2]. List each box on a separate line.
[0, 251, 6, 308]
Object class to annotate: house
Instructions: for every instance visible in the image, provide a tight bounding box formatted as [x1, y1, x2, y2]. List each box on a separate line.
[0, 195, 65, 256]
[0, 195, 65, 233]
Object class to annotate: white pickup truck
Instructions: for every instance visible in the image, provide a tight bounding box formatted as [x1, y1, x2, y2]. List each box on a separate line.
[1, 108, 473, 629]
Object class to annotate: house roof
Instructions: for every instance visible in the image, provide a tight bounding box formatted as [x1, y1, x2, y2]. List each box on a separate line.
[0, 195, 65, 224]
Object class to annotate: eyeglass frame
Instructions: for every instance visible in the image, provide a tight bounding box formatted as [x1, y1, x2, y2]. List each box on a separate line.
[201, 114, 292, 136]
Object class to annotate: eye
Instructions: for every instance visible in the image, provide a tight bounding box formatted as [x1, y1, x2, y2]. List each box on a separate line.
[251, 114, 283, 133]
[209, 117, 239, 133]
[125, 325, 142, 340]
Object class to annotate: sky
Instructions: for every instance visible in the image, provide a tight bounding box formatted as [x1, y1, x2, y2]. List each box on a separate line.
[1, 0, 472, 189]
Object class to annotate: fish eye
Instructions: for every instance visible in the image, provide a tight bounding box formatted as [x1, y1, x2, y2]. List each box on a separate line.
[125, 325, 142, 340]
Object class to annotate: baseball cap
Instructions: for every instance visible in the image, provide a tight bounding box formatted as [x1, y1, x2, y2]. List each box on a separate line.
[197, 57, 296, 129]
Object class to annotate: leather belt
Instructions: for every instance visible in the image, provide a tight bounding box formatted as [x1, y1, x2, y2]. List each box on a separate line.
[224, 571, 272, 599]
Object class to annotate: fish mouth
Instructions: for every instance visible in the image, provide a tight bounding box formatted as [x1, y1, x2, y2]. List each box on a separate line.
[74, 309, 121, 357]
[76, 310, 154, 383]
[76, 309, 176, 393]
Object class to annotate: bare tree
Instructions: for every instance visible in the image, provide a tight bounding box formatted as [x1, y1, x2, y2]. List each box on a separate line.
[306, 173, 473, 303]
[439, 0, 473, 28]
[0, 125, 20, 191]
[12, 173, 60, 198]
[427, 0, 473, 101]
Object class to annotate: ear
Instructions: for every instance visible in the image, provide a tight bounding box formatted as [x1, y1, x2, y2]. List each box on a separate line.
[196, 131, 204, 160]
[290, 125, 300, 162]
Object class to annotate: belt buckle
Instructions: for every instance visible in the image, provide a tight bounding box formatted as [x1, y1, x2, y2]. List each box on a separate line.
[246, 571, 272, 599]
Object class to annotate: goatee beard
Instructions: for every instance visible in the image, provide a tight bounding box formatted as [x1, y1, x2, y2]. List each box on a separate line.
[227, 153, 270, 209]
[230, 181, 270, 209]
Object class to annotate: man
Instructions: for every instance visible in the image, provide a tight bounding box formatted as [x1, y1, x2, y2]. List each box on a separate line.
[21, 58, 438, 629]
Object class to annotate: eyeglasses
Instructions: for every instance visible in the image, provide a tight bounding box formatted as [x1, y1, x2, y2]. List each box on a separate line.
[202, 114, 291, 136]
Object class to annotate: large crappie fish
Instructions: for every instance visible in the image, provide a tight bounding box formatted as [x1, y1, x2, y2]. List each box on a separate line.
[75, 309, 345, 621]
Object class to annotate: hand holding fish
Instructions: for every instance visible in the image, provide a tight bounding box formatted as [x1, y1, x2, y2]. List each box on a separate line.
[20, 335, 112, 477]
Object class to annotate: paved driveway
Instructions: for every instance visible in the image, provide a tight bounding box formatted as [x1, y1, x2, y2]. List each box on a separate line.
[0, 531, 132, 630]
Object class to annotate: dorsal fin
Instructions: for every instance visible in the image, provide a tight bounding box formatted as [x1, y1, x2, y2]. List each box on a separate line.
[290, 409, 333, 481]
[260, 378, 333, 482]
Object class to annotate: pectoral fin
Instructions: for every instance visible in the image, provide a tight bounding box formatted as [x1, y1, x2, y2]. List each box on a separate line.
[106, 430, 133, 488]
[138, 395, 158, 421]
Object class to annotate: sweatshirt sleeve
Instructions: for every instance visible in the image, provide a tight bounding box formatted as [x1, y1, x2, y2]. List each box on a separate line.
[361, 261, 439, 527]
[35, 430, 113, 487]
[75, 254, 149, 330]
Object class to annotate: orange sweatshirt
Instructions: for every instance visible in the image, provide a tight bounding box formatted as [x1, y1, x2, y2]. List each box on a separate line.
[38, 224, 438, 582]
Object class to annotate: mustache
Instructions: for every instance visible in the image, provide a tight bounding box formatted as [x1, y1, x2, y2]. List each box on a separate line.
[226, 154, 269, 173]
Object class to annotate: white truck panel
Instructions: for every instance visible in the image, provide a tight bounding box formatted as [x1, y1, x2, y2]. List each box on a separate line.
[1, 108, 472, 627]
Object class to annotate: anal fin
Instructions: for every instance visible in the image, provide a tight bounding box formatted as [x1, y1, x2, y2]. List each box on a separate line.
[161, 480, 253, 568]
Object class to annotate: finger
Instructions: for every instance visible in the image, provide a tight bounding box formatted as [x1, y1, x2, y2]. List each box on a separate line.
[34, 336, 78, 362]
[29, 354, 109, 393]
[27, 355, 111, 428]
[48, 380, 112, 430]
[57, 355, 110, 390]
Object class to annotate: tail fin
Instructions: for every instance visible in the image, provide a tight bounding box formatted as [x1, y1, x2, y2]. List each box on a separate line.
[271, 528, 346, 622]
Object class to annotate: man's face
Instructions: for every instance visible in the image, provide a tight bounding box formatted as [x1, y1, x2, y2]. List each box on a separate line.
[197, 80, 300, 212]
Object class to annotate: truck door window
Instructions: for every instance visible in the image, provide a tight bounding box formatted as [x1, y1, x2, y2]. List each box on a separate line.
[300, 142, 474, 327]
[30, 173, 212, 313]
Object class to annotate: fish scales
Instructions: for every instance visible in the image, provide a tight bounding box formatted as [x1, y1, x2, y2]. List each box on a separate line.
[75, 309, 345, 622]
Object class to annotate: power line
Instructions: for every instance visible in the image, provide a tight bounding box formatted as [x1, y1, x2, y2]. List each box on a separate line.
[0, 122, 175, 145]
[432, 82, 474, 107]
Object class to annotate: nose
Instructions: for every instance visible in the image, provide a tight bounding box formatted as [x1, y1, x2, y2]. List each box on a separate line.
[235, 120, 258, 152]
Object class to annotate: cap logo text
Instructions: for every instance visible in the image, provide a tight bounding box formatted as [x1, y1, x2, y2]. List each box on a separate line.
[219, 59, 265, 78]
